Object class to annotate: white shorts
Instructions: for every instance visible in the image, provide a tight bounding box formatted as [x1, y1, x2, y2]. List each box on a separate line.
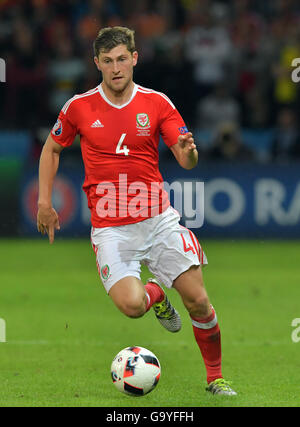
[90, 206, 208, 293]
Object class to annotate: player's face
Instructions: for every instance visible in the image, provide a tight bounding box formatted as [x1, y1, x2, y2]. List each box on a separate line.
[94, 44, 138, 94]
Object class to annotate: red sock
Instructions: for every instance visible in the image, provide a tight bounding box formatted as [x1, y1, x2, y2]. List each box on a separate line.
[191, 306, 223, 384]
[145, 282, 164, 312]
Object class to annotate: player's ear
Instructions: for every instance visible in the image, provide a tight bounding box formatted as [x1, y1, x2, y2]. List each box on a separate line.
[132, 51, 138, 67]
[94, 56, 101, 71]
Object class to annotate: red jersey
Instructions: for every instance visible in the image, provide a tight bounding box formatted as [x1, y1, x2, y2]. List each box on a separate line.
[51, 83, 187, 228]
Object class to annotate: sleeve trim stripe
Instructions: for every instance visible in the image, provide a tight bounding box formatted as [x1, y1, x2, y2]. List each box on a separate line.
[137, 86, 176, 109]
[61, 87, 99, 114]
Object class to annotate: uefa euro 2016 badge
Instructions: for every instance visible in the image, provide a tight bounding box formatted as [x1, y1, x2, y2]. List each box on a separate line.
[136, 113, 151, 136]
[52, 119, 63, 136]
[178, 126, 189, 135]
[101, 264, 110, 282]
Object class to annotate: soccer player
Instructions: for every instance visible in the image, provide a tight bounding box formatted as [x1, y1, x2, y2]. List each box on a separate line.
[37, 26, 236, 396]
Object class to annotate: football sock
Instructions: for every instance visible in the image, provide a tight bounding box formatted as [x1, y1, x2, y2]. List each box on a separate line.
[145, 281, 165, 312]
[191, 306, 223, 384]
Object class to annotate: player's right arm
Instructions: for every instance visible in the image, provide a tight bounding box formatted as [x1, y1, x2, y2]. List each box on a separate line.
[37, 96, 78, 243]
[37, 133, 64, 244]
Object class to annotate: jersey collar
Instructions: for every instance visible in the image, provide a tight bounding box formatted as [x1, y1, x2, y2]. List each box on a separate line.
[98, 82, 138, 109]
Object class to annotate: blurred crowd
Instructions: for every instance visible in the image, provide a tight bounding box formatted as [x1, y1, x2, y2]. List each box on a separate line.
[1, 0, 300, 163]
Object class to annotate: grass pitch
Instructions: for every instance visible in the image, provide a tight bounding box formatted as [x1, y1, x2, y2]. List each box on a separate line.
[0, 238, 299, 407]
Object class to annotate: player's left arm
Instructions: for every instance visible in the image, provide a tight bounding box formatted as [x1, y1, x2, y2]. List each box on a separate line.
[170, 132, 198, 170]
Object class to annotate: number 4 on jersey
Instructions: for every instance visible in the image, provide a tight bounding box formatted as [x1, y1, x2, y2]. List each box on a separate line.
[116, 133, 129, 156]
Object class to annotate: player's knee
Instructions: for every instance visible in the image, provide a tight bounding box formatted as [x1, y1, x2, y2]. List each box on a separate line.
[187, 294, 211, 318]
[120, 296, 147, 319]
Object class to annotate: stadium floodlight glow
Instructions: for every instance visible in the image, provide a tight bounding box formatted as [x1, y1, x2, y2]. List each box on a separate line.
[0, 58, 6, 82]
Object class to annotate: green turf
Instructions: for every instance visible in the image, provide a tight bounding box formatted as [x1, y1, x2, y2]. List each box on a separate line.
[0, 238, 299, 407]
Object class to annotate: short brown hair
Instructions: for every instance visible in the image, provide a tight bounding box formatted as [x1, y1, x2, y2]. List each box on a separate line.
[93, 26, 135, 57]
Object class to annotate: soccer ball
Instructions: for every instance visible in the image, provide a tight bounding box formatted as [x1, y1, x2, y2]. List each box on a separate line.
[111, 346, 161, 396]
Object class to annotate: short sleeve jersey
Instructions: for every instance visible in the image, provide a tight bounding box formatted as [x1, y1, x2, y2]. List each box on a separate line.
[51, 83, 188, 228]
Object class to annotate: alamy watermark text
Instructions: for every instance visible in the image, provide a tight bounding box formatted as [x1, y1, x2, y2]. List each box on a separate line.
[0, 318, 6, 343]
[0, 58, 6, 82]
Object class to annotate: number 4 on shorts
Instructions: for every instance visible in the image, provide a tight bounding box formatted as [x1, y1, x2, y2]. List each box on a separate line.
[180, 233, 196, 254]
[116, 133, 129, 156]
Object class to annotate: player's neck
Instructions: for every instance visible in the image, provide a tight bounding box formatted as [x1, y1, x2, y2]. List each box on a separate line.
[101, 81, 135, 106]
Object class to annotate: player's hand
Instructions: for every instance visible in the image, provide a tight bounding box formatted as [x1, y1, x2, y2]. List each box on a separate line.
[177, 132, 197, 152]
[37, 205, 60, 244]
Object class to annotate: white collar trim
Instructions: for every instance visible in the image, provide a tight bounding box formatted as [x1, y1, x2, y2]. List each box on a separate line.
[98, 83, 138, 109]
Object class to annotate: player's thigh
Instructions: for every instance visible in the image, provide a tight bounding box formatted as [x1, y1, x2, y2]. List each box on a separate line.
[173, 265, 211, 318]
[91, 226, 143, 294]
[147, 211, 207, 290]
[108, 276, 147, 318]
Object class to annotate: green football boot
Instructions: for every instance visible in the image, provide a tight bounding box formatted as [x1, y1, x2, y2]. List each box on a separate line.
[206, 378, 237, 396]
[148, 278, 181, 333]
